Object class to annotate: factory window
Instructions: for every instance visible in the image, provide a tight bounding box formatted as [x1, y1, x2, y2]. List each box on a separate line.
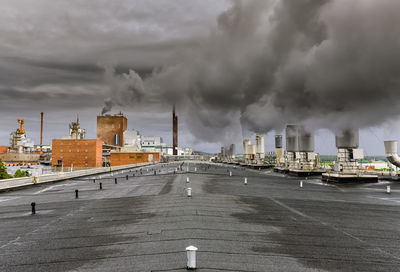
[85, 149, 88, 152]
[60, 143, 63, 146]
[77, 149, 79, 152]
[85, 156, 88, 159]
[69, 150, 71, 152]
[112, 124, 114, 128]
[60, 150, 63, 153]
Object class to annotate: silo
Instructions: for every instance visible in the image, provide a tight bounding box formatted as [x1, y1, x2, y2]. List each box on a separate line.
[335, 129, 359, 148]
[286, 125, 299, 152]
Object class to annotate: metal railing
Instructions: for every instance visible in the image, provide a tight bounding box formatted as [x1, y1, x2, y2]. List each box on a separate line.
[0, 162, 153, 191]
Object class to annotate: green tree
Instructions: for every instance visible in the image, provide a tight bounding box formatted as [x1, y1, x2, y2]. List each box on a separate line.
[14, 169, 29, 178]
[0, 158, 11, 179]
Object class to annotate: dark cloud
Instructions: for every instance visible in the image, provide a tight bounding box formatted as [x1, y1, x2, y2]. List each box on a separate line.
[2, 0, 400, 154]
[102, 0, 400, 149]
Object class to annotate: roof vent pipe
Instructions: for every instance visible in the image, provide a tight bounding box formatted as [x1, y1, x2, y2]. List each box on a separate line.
[186, 245, 198, 270]
[384, 140, 400, 167]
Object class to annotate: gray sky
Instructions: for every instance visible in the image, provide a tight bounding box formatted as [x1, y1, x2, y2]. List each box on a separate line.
[1, 0, 400, 155]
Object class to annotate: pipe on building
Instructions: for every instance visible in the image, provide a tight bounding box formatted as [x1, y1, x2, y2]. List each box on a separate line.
[40, 112, 44, 146]
[384, 140, 400, 167]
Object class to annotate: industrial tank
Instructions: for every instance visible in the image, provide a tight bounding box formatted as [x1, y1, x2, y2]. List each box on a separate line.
[243, 139, 251, 155]
[286, 125, 299, 152]
[255, 135, 265, 154]
[335, 129, 359, 148]
[275, 135, 283, 148]
[298, 127, 314, 152]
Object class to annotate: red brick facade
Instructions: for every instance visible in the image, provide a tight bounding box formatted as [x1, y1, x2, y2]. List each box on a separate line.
[109, 152, 160, 166]
[0, 146, 8, 154]
[51, 139, 102, 168]
[97, 115, 127, 147]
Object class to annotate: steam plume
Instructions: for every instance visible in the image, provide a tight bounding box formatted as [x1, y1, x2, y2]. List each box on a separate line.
[102, 0, 400, 143]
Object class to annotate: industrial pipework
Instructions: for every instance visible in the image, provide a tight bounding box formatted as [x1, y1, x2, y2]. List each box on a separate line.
[384, 140, 400, 167]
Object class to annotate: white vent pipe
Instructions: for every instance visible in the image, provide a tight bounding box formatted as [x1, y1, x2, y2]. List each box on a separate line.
[186, 245, 198, 269]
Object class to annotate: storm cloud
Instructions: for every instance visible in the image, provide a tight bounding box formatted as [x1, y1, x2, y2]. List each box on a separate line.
[103, 0, 400, 143]
[2, 0, 400, 153]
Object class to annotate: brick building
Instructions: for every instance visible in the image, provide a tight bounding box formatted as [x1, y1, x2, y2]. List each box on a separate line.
[109, 152, 160, 167]
[0, 146, 8, 154]
[97, 114, 127, 147]
[52, 139, 102, 168]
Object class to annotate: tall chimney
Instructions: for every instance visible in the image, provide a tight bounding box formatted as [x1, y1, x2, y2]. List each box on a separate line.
[173, 105, 178, 155]
[40, 112, 44, 147]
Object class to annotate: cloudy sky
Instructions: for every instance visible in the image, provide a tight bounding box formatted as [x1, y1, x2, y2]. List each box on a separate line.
[1, 0, 400, 155]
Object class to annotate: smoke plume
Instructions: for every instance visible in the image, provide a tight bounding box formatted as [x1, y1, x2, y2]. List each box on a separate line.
[102, 0, 400, 143]
[101, 65, 145, 115]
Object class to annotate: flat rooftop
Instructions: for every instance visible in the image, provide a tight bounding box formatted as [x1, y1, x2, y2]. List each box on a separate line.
[0, 162, 399, 271]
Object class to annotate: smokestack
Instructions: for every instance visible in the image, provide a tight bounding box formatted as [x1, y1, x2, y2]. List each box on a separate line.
[40, 112, 44, 147]
[173, 105, 178, 155]
[286, 125, 299, 152]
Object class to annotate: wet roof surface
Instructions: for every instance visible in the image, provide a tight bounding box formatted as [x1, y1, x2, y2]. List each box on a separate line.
[0, 162, 399, 271]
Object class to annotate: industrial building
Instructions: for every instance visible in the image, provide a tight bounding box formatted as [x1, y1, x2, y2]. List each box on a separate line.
[242, 135, 265, 165]
[0, 119, 40, 163]
[322, 129, 377, 182]
[123, 130, 141, 151]
[109, 151, 160, 166]
[51, 139, 103, 169]
[0, 146, 8, 154]
[62, 116, 86, 140]
[219, 144, 236, 161]
[97, 113, 127, 147]
[273, 125, 324, 176]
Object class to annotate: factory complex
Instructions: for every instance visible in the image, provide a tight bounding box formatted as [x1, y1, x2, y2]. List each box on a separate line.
[216, 124, 400, 183]
[0, 109, 194, 177]
[1, 110, 400, 183]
